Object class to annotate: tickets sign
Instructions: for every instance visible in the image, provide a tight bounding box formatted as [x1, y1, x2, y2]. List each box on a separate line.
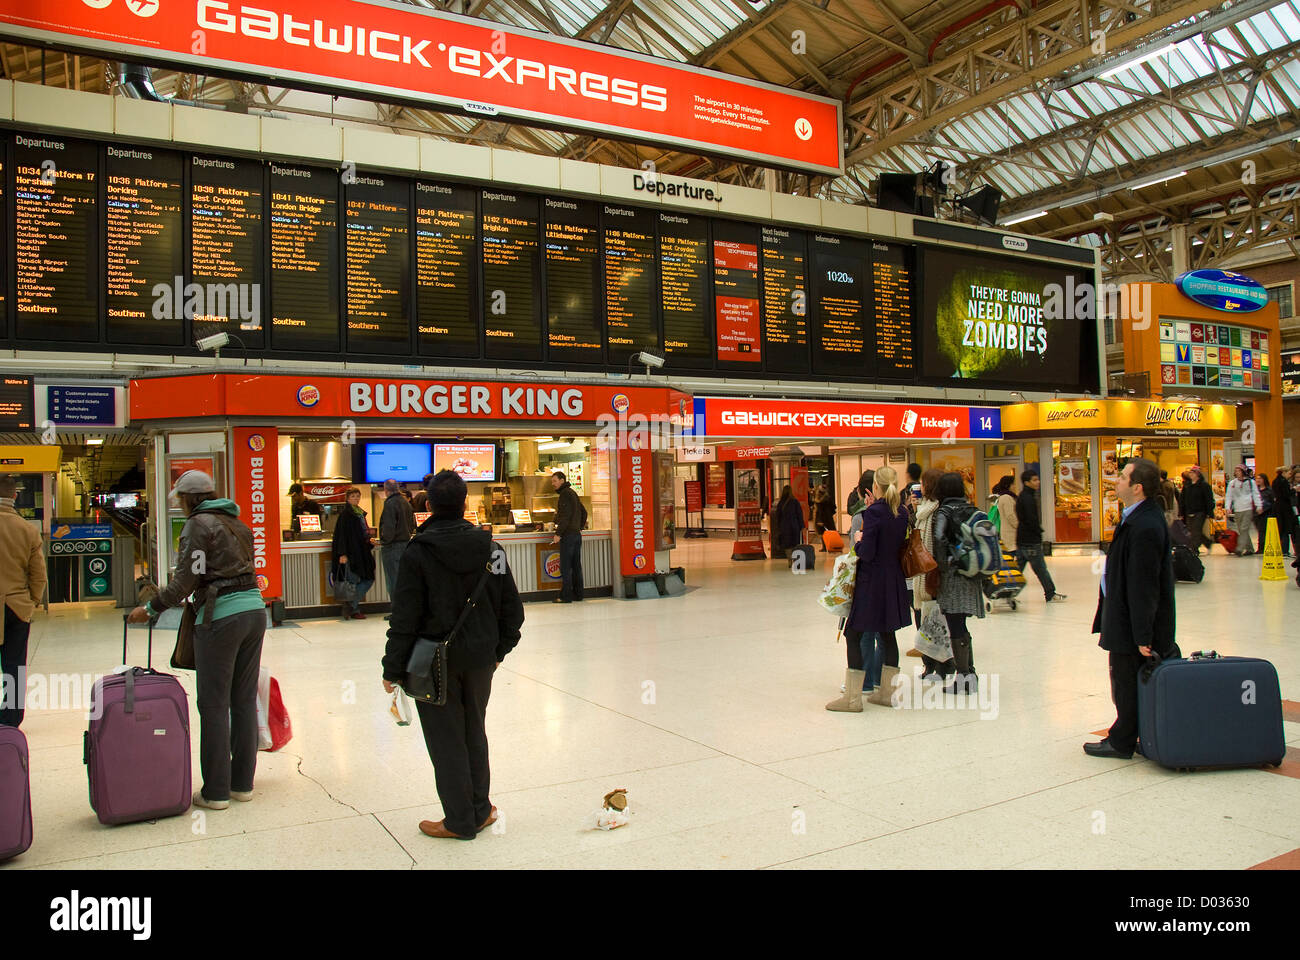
[2, 0, 843, 175]
[690, 397, 1002, 440]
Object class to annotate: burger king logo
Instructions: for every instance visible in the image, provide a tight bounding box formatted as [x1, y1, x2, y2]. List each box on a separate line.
[297, 384, 321, 408]
[544, 553, 563, 579]
[632, 554, 647, 570]
[256, 573, 269, 592]
[611, 393, 631, 414]
[247, 434, 266, 452]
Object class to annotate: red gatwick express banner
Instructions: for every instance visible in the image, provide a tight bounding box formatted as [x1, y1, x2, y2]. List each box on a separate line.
[230, 426, 281, 601]
[2, 0, 843, 175]
[690, 397, 1004, 440]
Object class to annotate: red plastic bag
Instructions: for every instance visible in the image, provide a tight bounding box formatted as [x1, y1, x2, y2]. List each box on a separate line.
[257, 669, 293, 752]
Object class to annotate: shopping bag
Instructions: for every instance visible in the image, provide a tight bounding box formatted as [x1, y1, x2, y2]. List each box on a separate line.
[256, 668, 293, 752]
[390, 687, 413, 727]
[817, 552, 858, 616]
[913, 601, 953, 662]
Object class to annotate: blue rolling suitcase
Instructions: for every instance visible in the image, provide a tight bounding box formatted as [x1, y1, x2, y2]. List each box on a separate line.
[1138, 651, 1286, 771]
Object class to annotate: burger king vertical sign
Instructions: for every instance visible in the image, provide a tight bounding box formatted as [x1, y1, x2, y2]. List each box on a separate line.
[232, 427, 282, 601]
[617, 434, 652, 578]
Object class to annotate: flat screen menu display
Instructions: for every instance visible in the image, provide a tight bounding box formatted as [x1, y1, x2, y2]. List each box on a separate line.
[269, 163, 339, 352]
[761, 226, 809, 374]
[810, 234, 868, 379]
[871, 241, 914, 379]
[415, 182, 477, 358]
[713, 222, 762, 367]
[13, 135, 99, 342]
[190, 155, 264, 347]
[434, 442, 497, 481]
[658, 212, 711, 368]
[105, 145, 184, 345]
[602, 204, 657, 366]
[544, 197, 602, 365]
[481, 190, 541, 362]
[345, 174, 410, 355]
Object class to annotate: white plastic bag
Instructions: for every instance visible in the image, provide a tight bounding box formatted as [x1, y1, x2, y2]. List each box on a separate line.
[255, 667, 273, 750]
[587, 807, 630, 830]
[913, 601, 953, 662]
[817, 552, 857, 616]
[390, 687, 413, 726]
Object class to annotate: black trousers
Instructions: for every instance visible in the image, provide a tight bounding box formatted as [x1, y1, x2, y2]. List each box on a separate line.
[193, 609, 265, 801]
[1186, 512, 1209, 552]
[559, 532, 584, 601]
[0, 606, 31, 727]
[1106, 649, 1141, 753]
[415, 664, 495, 838]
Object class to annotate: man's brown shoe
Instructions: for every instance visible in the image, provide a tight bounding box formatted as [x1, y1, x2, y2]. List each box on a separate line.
[419, 819, 473, 840]
[477, 806, 498, 833]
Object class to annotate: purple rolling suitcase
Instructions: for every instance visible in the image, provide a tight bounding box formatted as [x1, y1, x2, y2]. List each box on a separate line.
[84, 617, 191, 825]
[0, 726, 32, 861]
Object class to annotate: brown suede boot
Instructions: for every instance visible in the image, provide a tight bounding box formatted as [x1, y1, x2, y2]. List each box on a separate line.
[825, 669, 866, 712]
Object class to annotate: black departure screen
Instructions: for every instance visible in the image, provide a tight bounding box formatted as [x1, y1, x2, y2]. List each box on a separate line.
[482, 190, 541, 362]
[761, 226, 809, 375]
[871, 241, 915, 380]
[810, 234, 870, 379]
[544, 197, 601, 365]
[415, 182, 477, 358]
[658, 211, 711, 368]
[345, 174, 410, 355]
[602, 204, 658, 366]
[269, 163, 339, 352]
[13, 135, 99, 342]
[190, 155, 265, 348]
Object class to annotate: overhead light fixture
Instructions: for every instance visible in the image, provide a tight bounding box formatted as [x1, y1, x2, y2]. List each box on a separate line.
[537, 441, 570, 451]
[533, 436, 554, 443]
[1098, 42, 1177, 80]
[1130, 171, 1186, 191]
[1002, 210, 1047, 226]
[86, 438, 104, 446]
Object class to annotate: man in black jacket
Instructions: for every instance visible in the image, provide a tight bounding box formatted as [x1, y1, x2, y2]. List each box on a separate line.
[382, 470, 525, 840]
[1015, 470, 1066, 603]
[550, 470, 584, 603]
[1178, 466, 1215, 555]
[1085, 458, 1180, 759]
[378, 478, 416, 599]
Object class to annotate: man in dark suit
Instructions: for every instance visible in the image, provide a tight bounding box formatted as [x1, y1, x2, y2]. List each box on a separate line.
[1085, 457, 1180, 759]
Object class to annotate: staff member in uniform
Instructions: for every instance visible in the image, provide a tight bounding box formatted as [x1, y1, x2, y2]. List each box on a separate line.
[288, 483, 323, 538]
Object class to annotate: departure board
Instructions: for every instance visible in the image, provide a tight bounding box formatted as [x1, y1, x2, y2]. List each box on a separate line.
[13, 135, 99, 342]
[544, 197, 602, 365]
[415, 182, 477, 358]
[602, 204, 658, 366]
[761, 226, 809, 374]
[810, 234, 869, 379]
[105, 146, 184, 345]
[0, 376, 33, 430]
[345, 174, 410, 355]
[871, 241, 914, 379]
[713, 222, 762, 366]
[482, 191, 541, 362]
[269, 164, 339, 352]
[658, 212, 711, 368]
[0, 158, 5, 338]
[190, 155, 264, 347]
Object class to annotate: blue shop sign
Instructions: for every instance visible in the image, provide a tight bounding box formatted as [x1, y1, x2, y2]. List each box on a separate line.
[1174, 270, 1268, 313]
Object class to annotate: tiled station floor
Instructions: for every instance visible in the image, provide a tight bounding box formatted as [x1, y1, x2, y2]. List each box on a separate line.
[7, 540, 1299, 870]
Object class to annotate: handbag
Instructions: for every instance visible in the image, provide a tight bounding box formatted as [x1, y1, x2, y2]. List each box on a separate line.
[900, 527, 938, 579]
[331, 570, 356, 603]
[1202, 516, 1215, 540]
[403, 564, 494, 706]
[170, 601, 197, 670]
[914, 601, 954, 661]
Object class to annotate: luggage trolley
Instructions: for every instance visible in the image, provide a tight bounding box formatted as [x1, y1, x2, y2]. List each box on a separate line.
[983, 552, 1026, 612]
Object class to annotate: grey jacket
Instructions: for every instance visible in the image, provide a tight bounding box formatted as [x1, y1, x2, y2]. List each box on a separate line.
[379, 493, 416, 546]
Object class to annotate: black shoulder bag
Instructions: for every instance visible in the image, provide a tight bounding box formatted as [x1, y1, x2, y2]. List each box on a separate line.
[403, 562, 494, 706]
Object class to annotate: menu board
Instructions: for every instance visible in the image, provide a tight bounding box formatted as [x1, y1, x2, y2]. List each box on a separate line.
[658, 212, 711, 368]
[269, 163, 339, 352]
[1281, 349, 1300, 398]
[344, 174, 410, 355]
[810, 234, 868, 379]
[1158, 318, 1270, 393]
[871, 241, 914, 379]
[190, 156, 265, 347]
[105, 145, 184, 345]
[481, 190, 541, 362]
[435, 443, 497, 482]
[602, 204, 658, 366]
[761, 226, 809, 374]
[13, 135, 99, 342]
[713, 222, 762, 366]
[415, 182, 477, 358]
[544, 197, 602, 365]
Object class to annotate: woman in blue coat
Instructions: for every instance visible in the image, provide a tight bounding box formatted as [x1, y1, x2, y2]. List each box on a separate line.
[826, 466, 911, 711]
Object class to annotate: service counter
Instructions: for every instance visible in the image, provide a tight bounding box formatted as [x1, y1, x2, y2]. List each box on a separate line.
[278, 530, 615, 616]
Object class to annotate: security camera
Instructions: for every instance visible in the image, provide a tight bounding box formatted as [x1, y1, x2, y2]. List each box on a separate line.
[196, 332, 231, 352]
[635, 351, 666, 369]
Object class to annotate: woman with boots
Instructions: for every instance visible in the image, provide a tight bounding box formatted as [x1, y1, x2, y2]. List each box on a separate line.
[827, 466, 911, 712]
[930, 472, 986, 694]
[331, 486, 376, 619]
[909, 468, 953, 681]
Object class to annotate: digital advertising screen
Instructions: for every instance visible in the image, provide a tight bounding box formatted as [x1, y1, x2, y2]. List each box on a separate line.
[602, 204, 658, 367]
[415, 182, 477, 358]
[544, 197, 602, 365]
[269, 163, 340, 352]
[482, 190, 541, 362]
[190, 155, 265, 347]
[344, 174, 411, 355]
[761, 226, 809, 375]
[434, 443, 498, 482]
[658, 211, 711, 368]
[363, 442, 432, 484]
[920, 248, 1100, 392]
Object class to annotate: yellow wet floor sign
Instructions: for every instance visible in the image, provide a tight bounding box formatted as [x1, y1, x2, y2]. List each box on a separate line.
[1259, 517, 1289, 581]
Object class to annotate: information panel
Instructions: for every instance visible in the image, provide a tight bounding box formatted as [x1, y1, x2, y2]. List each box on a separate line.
[190, 155, 265, 347]
[871, 241, 915, 380]
[105, 145, 184, 345]
[482, 190, 541, 362]
[344, 174, 410, 355]
[809, 234, 868, 379]
[761, 226, 809, 375]
[658, 212, 711, 368]
[269, 163, 339, 352]
[714, 223, 762, 366]
[603, 204, 658, 366]
[544, 197, 602, 365]
[0, 376, 34, 430]
[415, 182, 477, 358]
[13, 134, 99, 342]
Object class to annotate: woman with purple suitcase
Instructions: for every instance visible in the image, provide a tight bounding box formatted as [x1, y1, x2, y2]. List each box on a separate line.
[129, 470, 266, 811]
